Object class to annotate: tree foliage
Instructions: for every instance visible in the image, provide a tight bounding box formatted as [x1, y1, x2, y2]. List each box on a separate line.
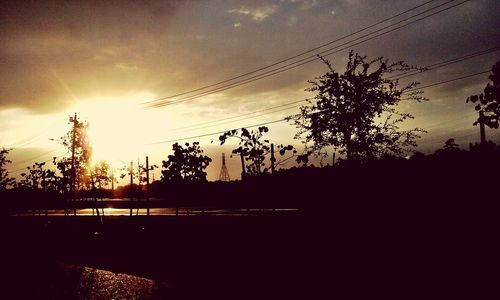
[19, 162, 57, 191]
[219, 126, 295, 176]
[434, 138, 461, 156]
[287, 51, 426, 162]
[161, 142, 212, 183]
[55, 115, 92, 193]
[91, 161, 112, 190]
[0, 148, 15, 190]
[467, 60, 500, 129]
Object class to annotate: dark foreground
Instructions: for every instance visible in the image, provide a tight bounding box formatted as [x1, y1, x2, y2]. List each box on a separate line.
[3, 155, 499, 299]
[3, 201, 497, 299]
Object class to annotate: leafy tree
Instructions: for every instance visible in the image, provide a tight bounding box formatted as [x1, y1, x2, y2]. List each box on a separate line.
[219, 127, 270, 176]
[0, 148, 15, 191]
[442, 138, 460, 152]
[161, 142, 212, 183]
[467, 60, 500, 129]
[433, 138, 466, 160]
[52, 157, 71, 194]
[409, 151, 426, 162]
[54, 115, 92, 195]
[92, 161, 111, 190]
[287, 51, 426, 162]
[19, 162, 57, 192]
[218, 127, 295, 176]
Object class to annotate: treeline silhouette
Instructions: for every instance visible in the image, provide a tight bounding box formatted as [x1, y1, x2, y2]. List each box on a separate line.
[2, 140, 499, 215]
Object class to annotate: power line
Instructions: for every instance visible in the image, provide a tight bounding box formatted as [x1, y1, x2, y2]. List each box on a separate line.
[170, 99, 310, 133]
[388, 45, 500, 80]
[424, 112, 477, 130]
[171, 105, 301, 135]
[167, 46, 495, 133]
[150, 119, 286, 145]
[406, 69, 490, 93]
[144, 0, 469, 108]
[5, 38, 493, 154]
[148, 67, 491, 145]
[141, 0, 438, 106]
[4, 120, 65, 149]
[146, 0, 461, 108]
[9, 155, 64, 175]
[420, 129, 478, 144]
[10, 148, 64, 167]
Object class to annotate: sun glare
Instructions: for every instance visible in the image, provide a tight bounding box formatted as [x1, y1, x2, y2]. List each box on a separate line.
[66, 93, 176, 169]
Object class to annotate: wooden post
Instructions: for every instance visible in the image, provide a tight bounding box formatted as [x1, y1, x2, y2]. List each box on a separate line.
[130, 160, 133, 216]
[137, 157, 140, 216]
[111, 171, 114, 193]
[146, 156, 150, 216]
[270, 144, 275, 174]
[332, 151, 336, 167]
[71, 112, 77, 216]
[240, 154, 246, 180]
[90, 171, 101, 219]
[479, 111, 486, 144]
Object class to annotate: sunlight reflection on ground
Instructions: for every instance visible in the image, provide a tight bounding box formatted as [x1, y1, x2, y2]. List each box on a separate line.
[12, 208, 299, 217]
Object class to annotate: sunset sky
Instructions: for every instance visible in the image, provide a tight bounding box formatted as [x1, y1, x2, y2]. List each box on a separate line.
[1, 0, 499, 182]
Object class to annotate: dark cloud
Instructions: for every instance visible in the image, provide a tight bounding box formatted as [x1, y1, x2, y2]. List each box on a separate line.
[0, 0, 499, 123]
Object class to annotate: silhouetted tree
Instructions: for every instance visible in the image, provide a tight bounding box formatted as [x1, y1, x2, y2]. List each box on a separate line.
[92, 161, 111, 191]
[54, 115, 92, 195]
[161, 142, 212, 183]
[18, 162, 57, 192]
[287, 51, 426, 162]
[219, 127, 295, 176]
[434, 138, 465, 158]
[0, 148, 15, 191]
[467, 60, 500, 129]
[409, 151, 426, 162]
[52, 156, 71, 194]
[442, 138, 459, 152]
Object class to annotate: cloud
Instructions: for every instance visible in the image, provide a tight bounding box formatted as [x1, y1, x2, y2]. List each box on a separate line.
[0, 0, 498, 124]
[297, 0, 320, 11]
[227, 4, 278, 21]
[281, 0, 319, 10]
[115, 63, 139, 72]
[287, 15, 298, 27]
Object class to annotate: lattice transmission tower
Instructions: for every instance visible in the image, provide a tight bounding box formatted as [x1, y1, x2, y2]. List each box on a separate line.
[219, 153, 230, 182]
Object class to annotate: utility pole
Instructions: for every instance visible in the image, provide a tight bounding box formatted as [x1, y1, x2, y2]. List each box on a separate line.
[137, 157, 141, 198]
[70, 112, 77, 216]
[240, 154, 246, 180]
[479, 111, 486, 144]
[270, 144, 275, 174]
[130, 160, 133, 216]
[111, 170, 115, 193]
[146, 156, 150, 216]
[136, 157, 141, 216]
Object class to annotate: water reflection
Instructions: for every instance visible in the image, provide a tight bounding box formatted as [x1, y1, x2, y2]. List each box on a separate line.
[12, 208, 299, 217]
